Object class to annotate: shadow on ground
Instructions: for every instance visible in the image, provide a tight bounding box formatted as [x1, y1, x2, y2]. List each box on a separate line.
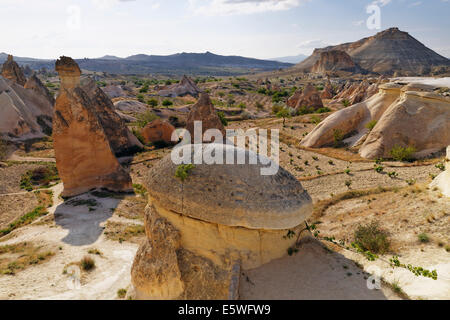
[239, 238, 394, 300]
[54, 192, 124, 246]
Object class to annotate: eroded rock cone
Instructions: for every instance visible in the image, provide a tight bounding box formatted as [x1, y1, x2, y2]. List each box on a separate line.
[2, 55, 26, 86]
[131, 144, 313, 299]
[186, 93, 225, 143]
[53, 56, 132, 197]
[320, 79, 334, 99]
[158, 75, 201, 98]
[142, 119, 175, 145]
[294, 83, 324, 111]
[81, 78, 143, 156]
[25, 73, 55, 105]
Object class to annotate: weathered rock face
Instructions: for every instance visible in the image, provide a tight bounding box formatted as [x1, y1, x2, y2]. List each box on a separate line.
[53, 56, 132, 197]
[311, 50, 361, 74]
[302, 82, 450, 159]
[320, 79, 334, 99]
[142, 119, 175, 145]
[186, 93, 225, 142]
[24, 74, 55, 105]
[1, 55, 26, 86]
[158, 75, 201, 98]
[333, 79, 380, 106]
[81, 78, 143, 156]
[290, 83, 324, 111]
[131, 144, 313, 299]
[430, 146, 450, 197]
[0, 76, 53, 140]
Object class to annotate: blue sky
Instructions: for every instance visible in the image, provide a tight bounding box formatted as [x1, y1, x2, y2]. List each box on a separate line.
[0, 0, 449, 59]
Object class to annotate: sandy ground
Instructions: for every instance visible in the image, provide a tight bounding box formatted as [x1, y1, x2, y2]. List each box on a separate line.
[239, 238, 399, 300]
[0, 184, 140, 300]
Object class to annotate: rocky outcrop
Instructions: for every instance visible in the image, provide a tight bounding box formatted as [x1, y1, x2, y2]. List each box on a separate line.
[24, 74, 55, 105]
[295, 27, 450, 75]
[333, 79, 380, 106]
[320, 79, 334, 99]
[430, 146, 450, 197]
[0, 76, 53, 140]
[289, 83, 324, 111]
[301, 82, 450, 159]
[102, 85, 132, 99]
[186, 93, 225, 142]
[158, 75, 201, 98]
[1, 55, 26, 86]
[81, 78, 143, 156]
[53, 56, 132, 197]
[131, 144, 313, 299]
[142, 119, 175, 145]
[311, 50, 362, 74]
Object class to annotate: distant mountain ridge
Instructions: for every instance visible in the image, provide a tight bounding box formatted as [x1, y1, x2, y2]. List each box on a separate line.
[0, 51, 293, 76]
[270, 54, 308, 64]
[295, 27, 450, 75]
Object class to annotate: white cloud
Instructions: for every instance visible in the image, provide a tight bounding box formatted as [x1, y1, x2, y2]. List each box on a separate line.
[297, 39, 330, 49]
[189, 0, 308, 16]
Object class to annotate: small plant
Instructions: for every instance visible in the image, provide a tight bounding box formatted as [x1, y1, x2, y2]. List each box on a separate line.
[406, 179, 416, 186]
[354, 221, 390, 254]
[283, 230, 296, 239]
[147, 98, 158, 107]
[345, 180, 352, 189]
[276, 107, 291, 127]
[312, 156, 319, 161]
[374, 165, 384, 173]
[328, 160, 334, 165]
[310, 115, 321, 125]
[217, 111, 228, 126]
[365, 120, 378, 131]
[117, 288, 127, 299]
[391, 280, 404, 295]
[435, 163, 445, 171]
[175, 164, 195, 182]
[388, 171, 398, 179]
[162, 99, 173, 107]
[390, 145, 416, 162]
[342, 99, 350, 107]
[136, 94, 145, 103]
[80, 256, 95, 271]
[237, 102, 247, 109]
[418, 233, 430, 243]
[344, 168, 351, 175]
[88, 248, 102, 256]
[333, 129, 344, 147]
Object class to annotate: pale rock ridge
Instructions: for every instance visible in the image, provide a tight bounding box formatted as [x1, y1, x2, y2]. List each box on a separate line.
[53, 56, 132, 197]
[430, 146, 450, 197]
[301, 82, 450, 159]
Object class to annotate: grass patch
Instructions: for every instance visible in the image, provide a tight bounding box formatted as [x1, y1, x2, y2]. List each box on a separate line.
[0, 206, 49, 237]
[104, 222, 145, 243]
[418, 233, 430, 243]
[354, 221, 390, 255]
[390, 145, 416, 162]
[20, 165, 59, 191]
[0, 242, 54, 275]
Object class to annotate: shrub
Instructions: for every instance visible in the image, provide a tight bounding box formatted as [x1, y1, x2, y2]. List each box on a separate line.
[317, 107, 331, 114]
[117, 289, 127, 299]
[418, 233, 430, 243]
[175, 164, 195, 182]
[147, 98, 158, 107]
[271, 104, 283, 115]
[136, 94, 145, 103]
[342, 99, 350, 107]
[354, 221, 390, 254]
[365, 120, 377, 131]
[217, 111, 228, 126]
[136, 110, 159, 128]
[276, 108, 291, 127]
[390, 145, 416, 162]
[237, 102, 246, 109]
[374, 165, 384, 173]
[345, 180, 352, 188]
[333, 129, 344, 147]
[255, 101, 264, 110]
[80, 256, 95, 271]
[310, 115, 321, 125]
[162, 99, 173, 107]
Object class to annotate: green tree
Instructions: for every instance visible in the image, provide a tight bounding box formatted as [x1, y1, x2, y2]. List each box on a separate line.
[136, 110, 159, 128]
[276, 108, 291, 127]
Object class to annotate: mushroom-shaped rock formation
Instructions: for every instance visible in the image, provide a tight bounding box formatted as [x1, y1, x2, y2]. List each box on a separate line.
[301, 82, 450, 159]
[186, 93, 226, 143]
[289, 83, 324, 112]
[158, 75, 201, 98]
[142, 119, 175, 145]
[430, 146, 450, 197]
[1, 55, 26, 86]
[131, 144, 313, 299]
[53, 56, 132, 197]
[24, 73, 55, 105]
[81, 78, 143, 156]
